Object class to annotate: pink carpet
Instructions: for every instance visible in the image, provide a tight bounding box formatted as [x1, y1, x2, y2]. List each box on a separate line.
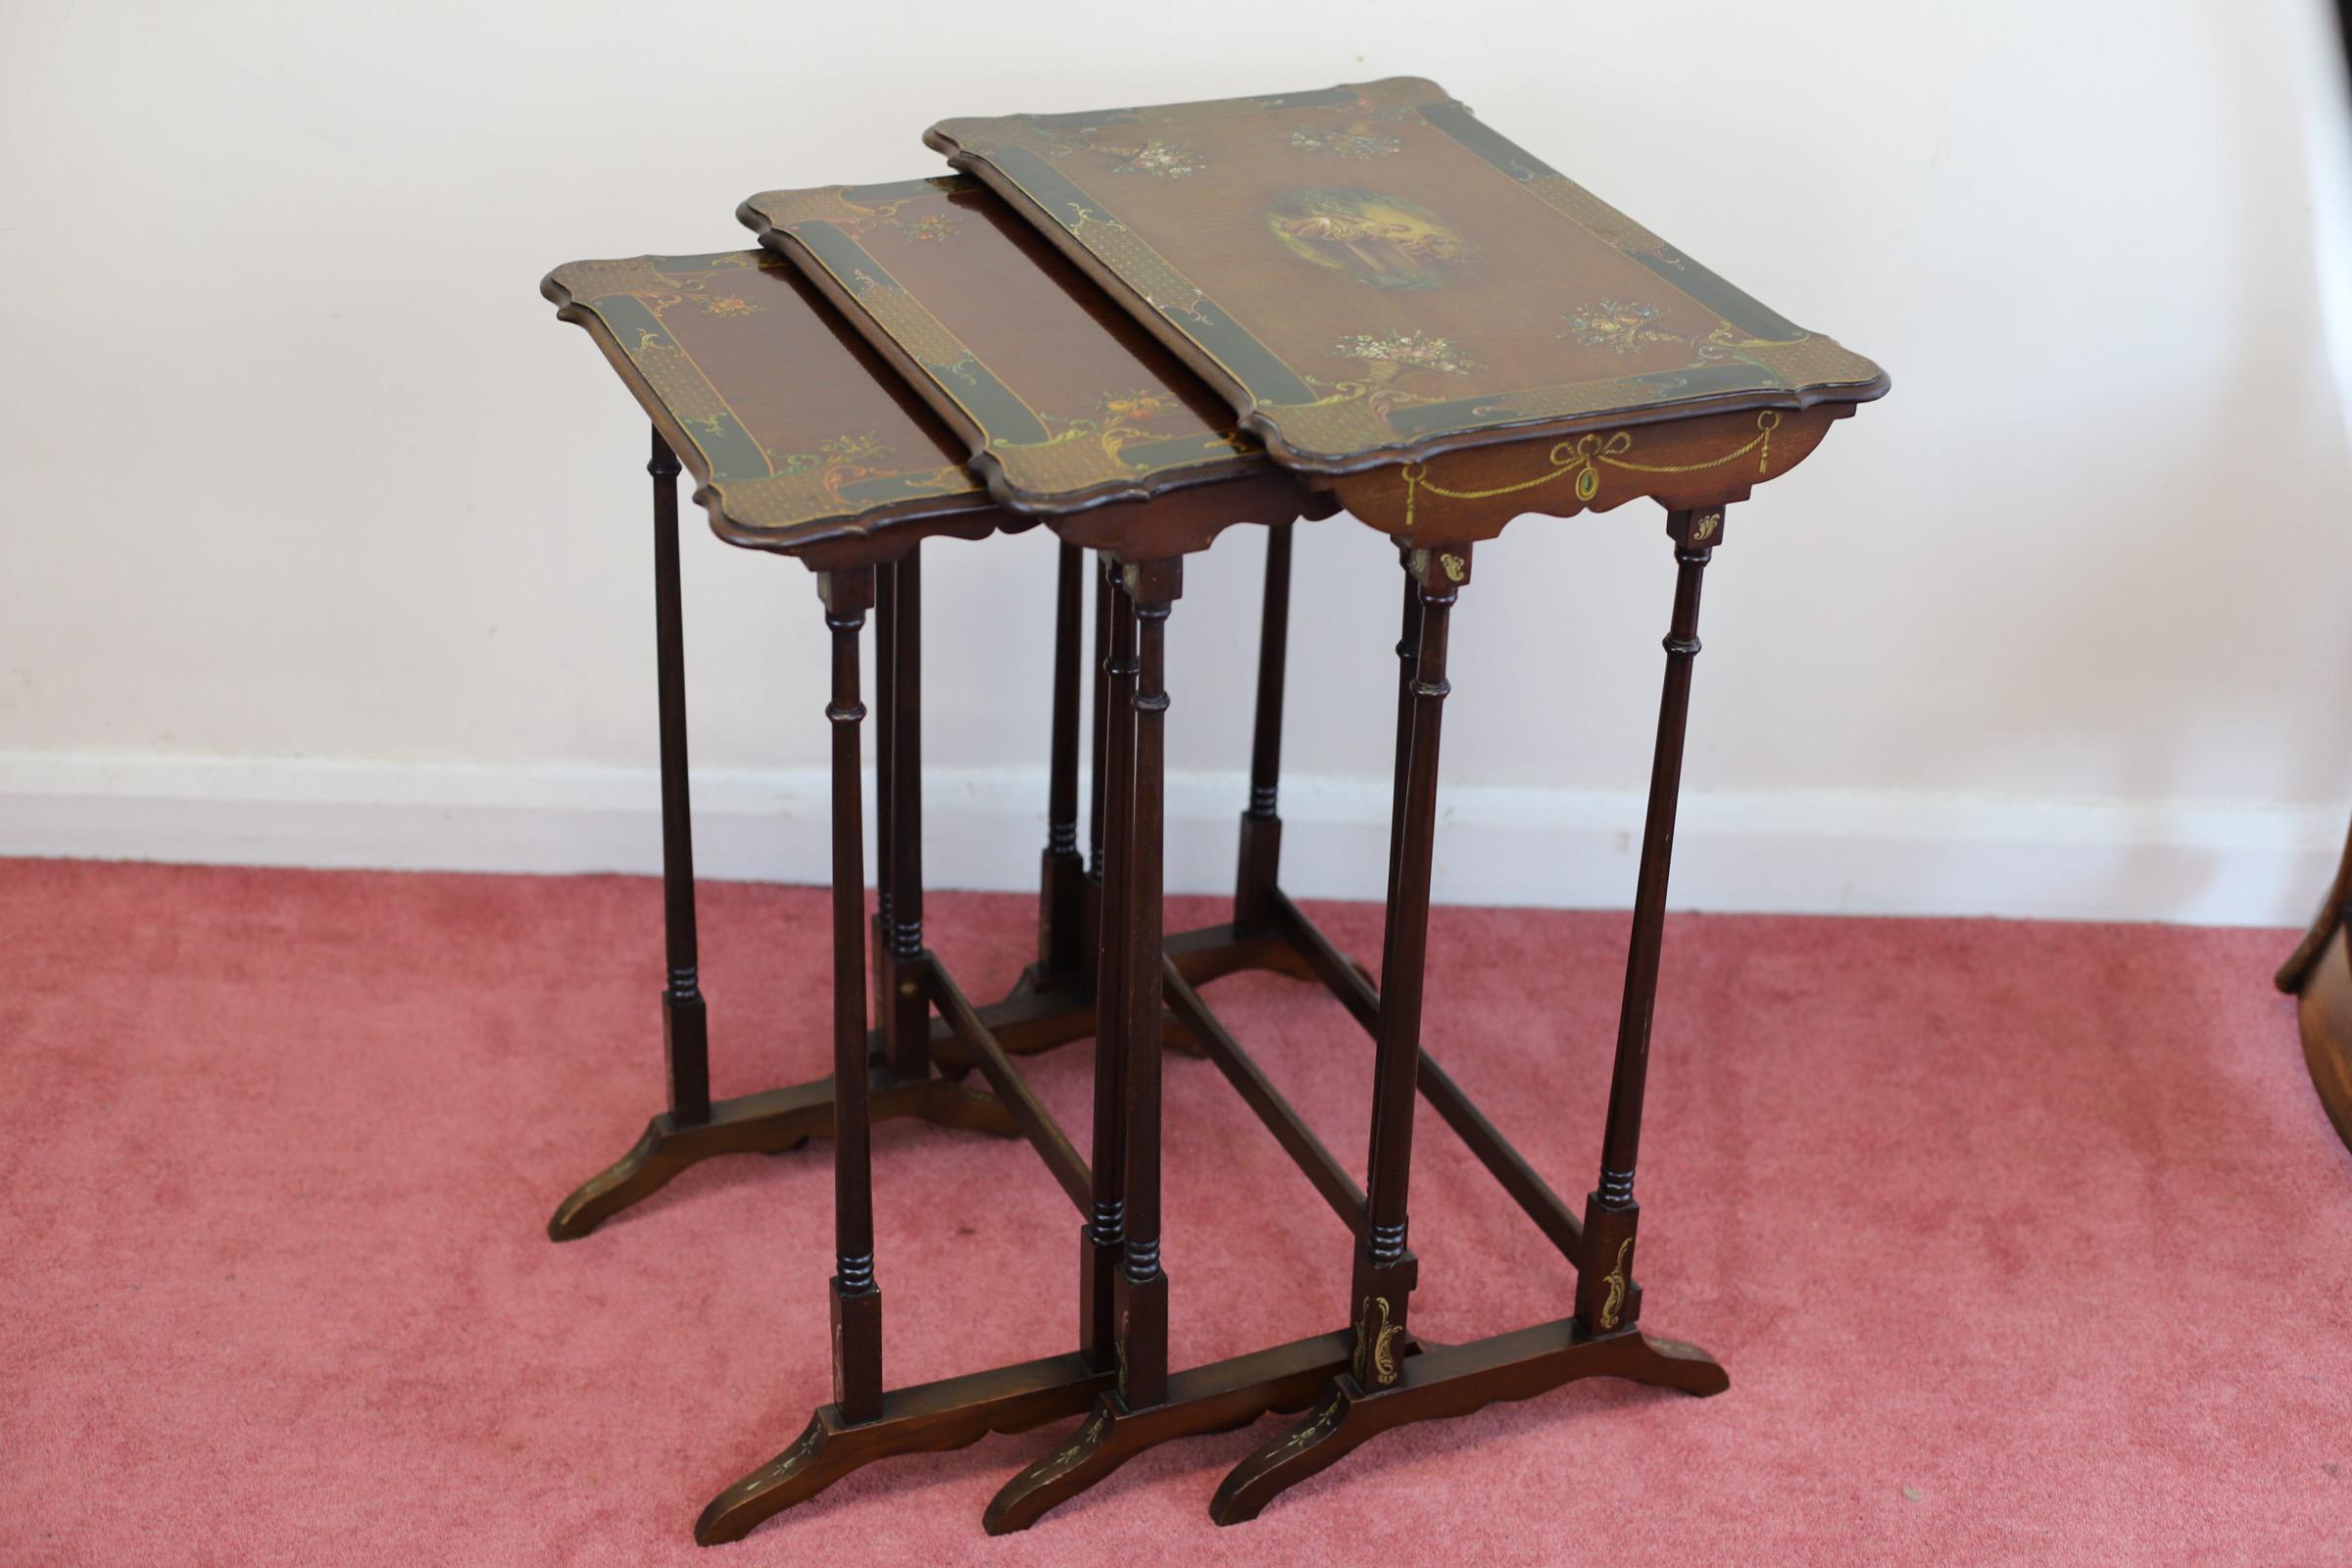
[3, 858, 2347, 1565]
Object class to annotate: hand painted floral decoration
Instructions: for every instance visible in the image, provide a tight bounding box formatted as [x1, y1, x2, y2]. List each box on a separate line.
[1287, 126, 1402, 159]
[770, 431, 887, 476]
[1333, 328, 1482, 377]
[1101, 390, 1172, 425]
[888, 212, 961, 243]
[1104, 139, 1206, 178]
[1563, 299, 1684, 355]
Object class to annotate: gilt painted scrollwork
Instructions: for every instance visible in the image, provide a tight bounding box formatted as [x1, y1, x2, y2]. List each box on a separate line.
[1394, 410, 1788, 532]
[1353, 1296, 1402, 1387]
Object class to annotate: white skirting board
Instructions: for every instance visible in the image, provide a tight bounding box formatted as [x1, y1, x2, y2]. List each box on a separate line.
[0, 751, 2334, 927]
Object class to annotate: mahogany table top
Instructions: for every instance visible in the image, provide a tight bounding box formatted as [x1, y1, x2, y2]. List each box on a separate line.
[740, 176, 1265, 515]
[927, 77, 1886, 474]
[541, 250, 997, 553]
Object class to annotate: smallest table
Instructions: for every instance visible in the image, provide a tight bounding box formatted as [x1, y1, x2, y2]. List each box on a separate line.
[541, 249, 1043, 1246]
[545, 250, 1159, 1536]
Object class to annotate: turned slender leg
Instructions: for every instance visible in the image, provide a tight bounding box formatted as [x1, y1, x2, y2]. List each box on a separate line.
[1233, 523, 1293, 930]
[1115, 558, 1182, 1411]
[819, 567, 885, 1425]
[1083, 554, 1115, 977]
[554, 569, 1015, 1250]
[649, 427, 710, 1126]
[1083, 549, 1464, 1536]
[1039, 542, 1091, 979]
[1081, 580, 1138, 1368]
[1352, 548, 1456, 1371]
[1576, 508, 1720, 1337]
[997, 554, 1463, 1533]
[985, 560, 1208, 1537]
[875, 549, 928, 1080]
[550, 463, 1017, 1245]
[1328, 544, 1419, 1012]
[1382, 546, 1421, 937]
[872, 560, 898, 1048]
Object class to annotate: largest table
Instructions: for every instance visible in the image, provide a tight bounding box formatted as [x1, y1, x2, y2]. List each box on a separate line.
[930, 74, 1886, 1522]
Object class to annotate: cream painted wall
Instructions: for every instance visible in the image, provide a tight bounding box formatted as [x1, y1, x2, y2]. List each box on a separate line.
[3, 0, 2349, 921]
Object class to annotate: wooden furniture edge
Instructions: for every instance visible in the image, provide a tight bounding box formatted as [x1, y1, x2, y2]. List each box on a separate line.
[738, 190, 1273, 519]
[922, 126, 1889, 479]
[542, 263, 1009, 559]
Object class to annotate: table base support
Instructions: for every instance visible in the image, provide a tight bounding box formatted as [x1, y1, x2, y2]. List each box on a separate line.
[1209, 1320, 1726, 1525]
[563, 890, 1646, 1543]
[983, 1328, 1366, 1535]
[694, 1350, 1114, 1545]
[549, 927, 1310, 1242]
[546, 1065, 1021, 1243]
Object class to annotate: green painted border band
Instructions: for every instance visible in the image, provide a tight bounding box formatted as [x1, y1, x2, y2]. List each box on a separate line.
[1629, 249, 1804, 344]
[838, 175, 971, 204]
[788, 220, 1052, 445]
[1116, 433, 1247, 467]
[988, 146, 1318, 406]
[592, 295, 773, 481]
[641, 251, 770, 271]
[1415, 98, 1561, 181]
[1381, 362, 1783, 438]
[838, 471, 961, 505]
[788, 221, 911, 299]
[1418, 99, 1808, 344]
